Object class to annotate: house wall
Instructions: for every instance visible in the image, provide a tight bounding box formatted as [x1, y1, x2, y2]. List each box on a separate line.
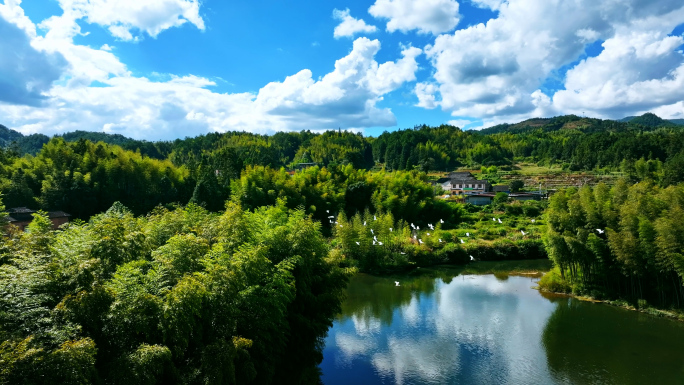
[466, 196, 493, 205]
[50, 217, 70, 229]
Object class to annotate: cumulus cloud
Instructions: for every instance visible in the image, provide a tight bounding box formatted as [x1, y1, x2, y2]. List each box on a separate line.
[369, 0, 460, 35]
[553, 10, 684, 118]
[0, 3, 422, 141]
[333, 8, 377, 38]
[56, 0, 205, 41]
[419, 0, 684, 123]
[0, 3, 67, 106]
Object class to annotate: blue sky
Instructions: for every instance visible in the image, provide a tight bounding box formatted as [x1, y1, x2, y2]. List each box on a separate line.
[1, 0, 684, 140]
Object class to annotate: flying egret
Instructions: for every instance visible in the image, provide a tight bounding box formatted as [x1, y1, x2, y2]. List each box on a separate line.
[460, 239, 465, 244]
[597, 229, 605, 234]
[328, 215, 334, 218]
[395, 281, 400, 286]
[470, 255, 474, 261]
[521, 230, 527, 236]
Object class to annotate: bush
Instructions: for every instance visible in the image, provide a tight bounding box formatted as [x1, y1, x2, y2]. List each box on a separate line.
[538, 267, 572, 293]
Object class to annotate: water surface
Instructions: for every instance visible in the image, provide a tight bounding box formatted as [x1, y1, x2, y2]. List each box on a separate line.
[320, 267, 684, 384]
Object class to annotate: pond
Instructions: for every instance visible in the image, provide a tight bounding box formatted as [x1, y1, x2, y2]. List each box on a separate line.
[319, 266, 684, 384]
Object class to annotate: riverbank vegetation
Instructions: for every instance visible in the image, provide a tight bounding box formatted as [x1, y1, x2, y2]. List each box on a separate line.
[540, 181, 684, 310]
[0, 201, 349, 384]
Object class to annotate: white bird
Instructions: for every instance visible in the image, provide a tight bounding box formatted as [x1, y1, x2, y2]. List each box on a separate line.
[413, 235, 417, 240]
[439, 239, 443, 243]
[334, 221, 338, 224]
[492, 218, 496, 222]
[498, 219, 503, 224]
[419, 239, 424, 244]
[389, 228, 393, 232]
[400, 252, 406, 255]
[339, 225, 343, 228]
[460, 239, 465, 244]
[429, 224, 434, 230]
[371, 229, 374, 234]
[531, 219, 536, 223]
[417, 226, 420, 230]
[373, 240, 377, 245]
[355, 242, 360, 245]
[326, 210, 329, 213]
[427, 233, 431, 236]
[411, 223, 416, 229]
[363, 221, 367, 226]
[328, 216, 335, 218]
[466, 232, 470, 237]
[521, 230, 527, 236]
[378, 241, 383, 245]
[329, 220, 333, 224]
[440, 219, 444, 224]
[470, 255, 474, 261]
[395, 281, 400, 286]
[374, 236, 378, 241]
[597, 229, 605, 234]
[374, 215, 377, 221]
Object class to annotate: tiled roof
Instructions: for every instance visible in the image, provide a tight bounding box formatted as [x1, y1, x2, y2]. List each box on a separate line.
[48, 211, 72, 218]
[8, 207, 35, 214]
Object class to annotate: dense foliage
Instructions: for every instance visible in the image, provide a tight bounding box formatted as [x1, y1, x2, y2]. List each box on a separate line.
[541, 182, 684, 309]
[0, 201, 349, 384]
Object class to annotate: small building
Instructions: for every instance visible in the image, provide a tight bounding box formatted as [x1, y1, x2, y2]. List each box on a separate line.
[434, 171, 492, 194]
[492, 185, 510, 193]
[465, 194, 496, 206]
[508, 193, 542, 202]
[7, 207, 71, 231]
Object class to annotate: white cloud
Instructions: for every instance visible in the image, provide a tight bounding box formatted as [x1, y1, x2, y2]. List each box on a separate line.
[553, 10, 684, 118]
[369, 0, 460, 35]
[0, 3, 422, 141]
[0, 2, 67, 106]
[419, 0, 684, 124]
[55, 0, 205, 41]
[470, 0, 507, 11]
[333, 8, 377, 38]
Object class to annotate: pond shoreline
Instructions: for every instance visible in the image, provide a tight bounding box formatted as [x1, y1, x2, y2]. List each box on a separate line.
[536, 286, 684, 322]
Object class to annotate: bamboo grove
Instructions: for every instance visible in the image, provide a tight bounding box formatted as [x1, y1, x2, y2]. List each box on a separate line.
[542, 181, 684, 309]
[0, 201, 350, 384]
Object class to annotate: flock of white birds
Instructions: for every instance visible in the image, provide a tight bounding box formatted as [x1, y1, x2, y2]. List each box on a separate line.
[326, 209, 549, 286]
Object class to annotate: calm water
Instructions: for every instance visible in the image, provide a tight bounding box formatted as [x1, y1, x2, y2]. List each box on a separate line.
[320, 267, 684, 384]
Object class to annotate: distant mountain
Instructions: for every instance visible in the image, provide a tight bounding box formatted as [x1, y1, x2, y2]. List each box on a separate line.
[0, 125, 169, 159]
[620, 113, 683, 127]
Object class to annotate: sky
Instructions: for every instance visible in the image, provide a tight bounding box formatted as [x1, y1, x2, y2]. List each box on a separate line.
[1, 0, 684, 141]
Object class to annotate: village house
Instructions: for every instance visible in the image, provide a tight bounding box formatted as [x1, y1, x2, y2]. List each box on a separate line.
[434, 172, 491, 194]
[6, 207, 71, 231]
